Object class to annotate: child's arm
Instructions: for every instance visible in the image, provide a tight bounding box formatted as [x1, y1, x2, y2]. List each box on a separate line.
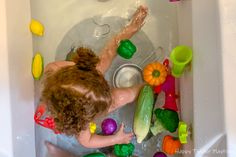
[77, 123, 133, 148]
[96, 6, 148, 74]
[108, 83, 145, 113]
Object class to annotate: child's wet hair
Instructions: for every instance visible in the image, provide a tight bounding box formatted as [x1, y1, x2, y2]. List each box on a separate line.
[41, 47, 112, 136]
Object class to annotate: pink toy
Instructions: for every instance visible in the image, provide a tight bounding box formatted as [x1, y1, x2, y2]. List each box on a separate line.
[154, 59, 178, 111]
[34, 104, 60, 134]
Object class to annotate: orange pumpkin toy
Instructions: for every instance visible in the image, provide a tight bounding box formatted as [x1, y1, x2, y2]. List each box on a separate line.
[162, 135, 181, 155]
[143, 62, 167, 86]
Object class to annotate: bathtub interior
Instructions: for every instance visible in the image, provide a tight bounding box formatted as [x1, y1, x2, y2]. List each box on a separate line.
[30, 0, 193, 157]
[0, 0, 231, 156]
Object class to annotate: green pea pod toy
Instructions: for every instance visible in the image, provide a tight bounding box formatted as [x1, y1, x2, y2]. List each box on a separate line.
[117, 39, 137, 59]
[83, 152, 106, 157]
[114, 143, 135, 157]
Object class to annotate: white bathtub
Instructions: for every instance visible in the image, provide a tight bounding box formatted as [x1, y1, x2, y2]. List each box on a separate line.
[0, 0, 236, 157]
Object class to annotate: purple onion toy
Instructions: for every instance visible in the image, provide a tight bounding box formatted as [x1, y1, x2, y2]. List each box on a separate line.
[101, 118, 117, 135]
[153, 152, 167, 157]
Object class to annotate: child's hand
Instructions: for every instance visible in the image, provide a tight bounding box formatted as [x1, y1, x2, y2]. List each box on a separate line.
[130, 5, 148, 31]
[114, 123, 133, 144]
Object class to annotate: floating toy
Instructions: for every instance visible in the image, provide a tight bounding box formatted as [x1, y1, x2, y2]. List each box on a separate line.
[66, 51, 77, 61]
[143, 62, 167, 86]
[178, 121, 188, 144]
[34, 104, 60, 134]
[114, 143, 135, 157]
[32, 53, 44, 80]
[65, 46, 78, 61]
[101, 118, 117, 135]
[150, 108, 179, 136]
[29, 19, 44, 36]
[163, 59, 170, 72]
[89, 122, 97, 134]
[134, 85, 154, 143]
[153, 152, 167, 157]
[117, 39, 137, 59]
[154, 74, 178, 111]
[83, 152, 106, 157]
[162, 135, 181, 155]
[170, 46, 192, 77]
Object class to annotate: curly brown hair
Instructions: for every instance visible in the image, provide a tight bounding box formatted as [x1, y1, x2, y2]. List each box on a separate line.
[41, 47, 112, 136]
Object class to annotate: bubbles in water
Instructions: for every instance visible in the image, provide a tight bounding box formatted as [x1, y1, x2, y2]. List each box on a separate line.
[142, 143, 147, 151]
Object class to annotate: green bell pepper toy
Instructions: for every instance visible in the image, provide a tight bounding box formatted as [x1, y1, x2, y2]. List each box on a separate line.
[114, 143, 135, 157]
[83, 152, 106, 157]
[117, 39, 137, 59]
[66, 47, 77, 61]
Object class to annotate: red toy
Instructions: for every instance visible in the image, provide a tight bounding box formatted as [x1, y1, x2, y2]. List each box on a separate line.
[154, 59, 178, 111]
[34, 104, 60, 134]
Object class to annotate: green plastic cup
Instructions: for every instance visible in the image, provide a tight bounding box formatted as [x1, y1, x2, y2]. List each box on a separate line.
[170, 46, 193, 77]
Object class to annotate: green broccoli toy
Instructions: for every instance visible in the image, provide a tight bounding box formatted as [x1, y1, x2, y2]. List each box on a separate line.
[150, 108, 179, 136]
[114, 143, 135, 157]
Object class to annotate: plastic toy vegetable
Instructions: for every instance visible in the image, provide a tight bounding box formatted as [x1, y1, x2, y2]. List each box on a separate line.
[143, 62, 167, 86]
[150, 108, 179, 136]
[66, 48, 77, 61]
[32, 53, 44, 80]
[114, 143, 135, 157]
[162, 135, 181, 155]
[89, 122, 97, 134]
[134, 85, 154, 143]
[29, 19, 44, 36]
[83, 152, 106, 157]
[117, 39, 137, 59]
[150, 119, 165, 136]
[153, 152, 167, 157]
[101, 118, 117, 135]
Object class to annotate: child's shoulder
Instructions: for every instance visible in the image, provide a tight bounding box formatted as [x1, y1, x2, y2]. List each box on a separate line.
[44, 61, 75, 74]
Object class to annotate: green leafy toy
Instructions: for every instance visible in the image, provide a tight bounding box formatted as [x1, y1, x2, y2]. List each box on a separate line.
[83, 152, 106, 157]
[117, 39, 137, 59]
[150, 108, 179, 136]
[114, 143, 135, 157]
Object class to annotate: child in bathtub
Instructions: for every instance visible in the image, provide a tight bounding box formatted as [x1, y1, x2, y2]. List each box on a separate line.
[39, 6, 148, 148]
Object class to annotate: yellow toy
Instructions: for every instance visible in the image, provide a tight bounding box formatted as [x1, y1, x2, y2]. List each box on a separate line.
[178, 121, 188, 144]
[32, 53, 44, 80]
[30, 19, 44, 36]
[89, 122, 97, 134]
[143, 62, 167, 86]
